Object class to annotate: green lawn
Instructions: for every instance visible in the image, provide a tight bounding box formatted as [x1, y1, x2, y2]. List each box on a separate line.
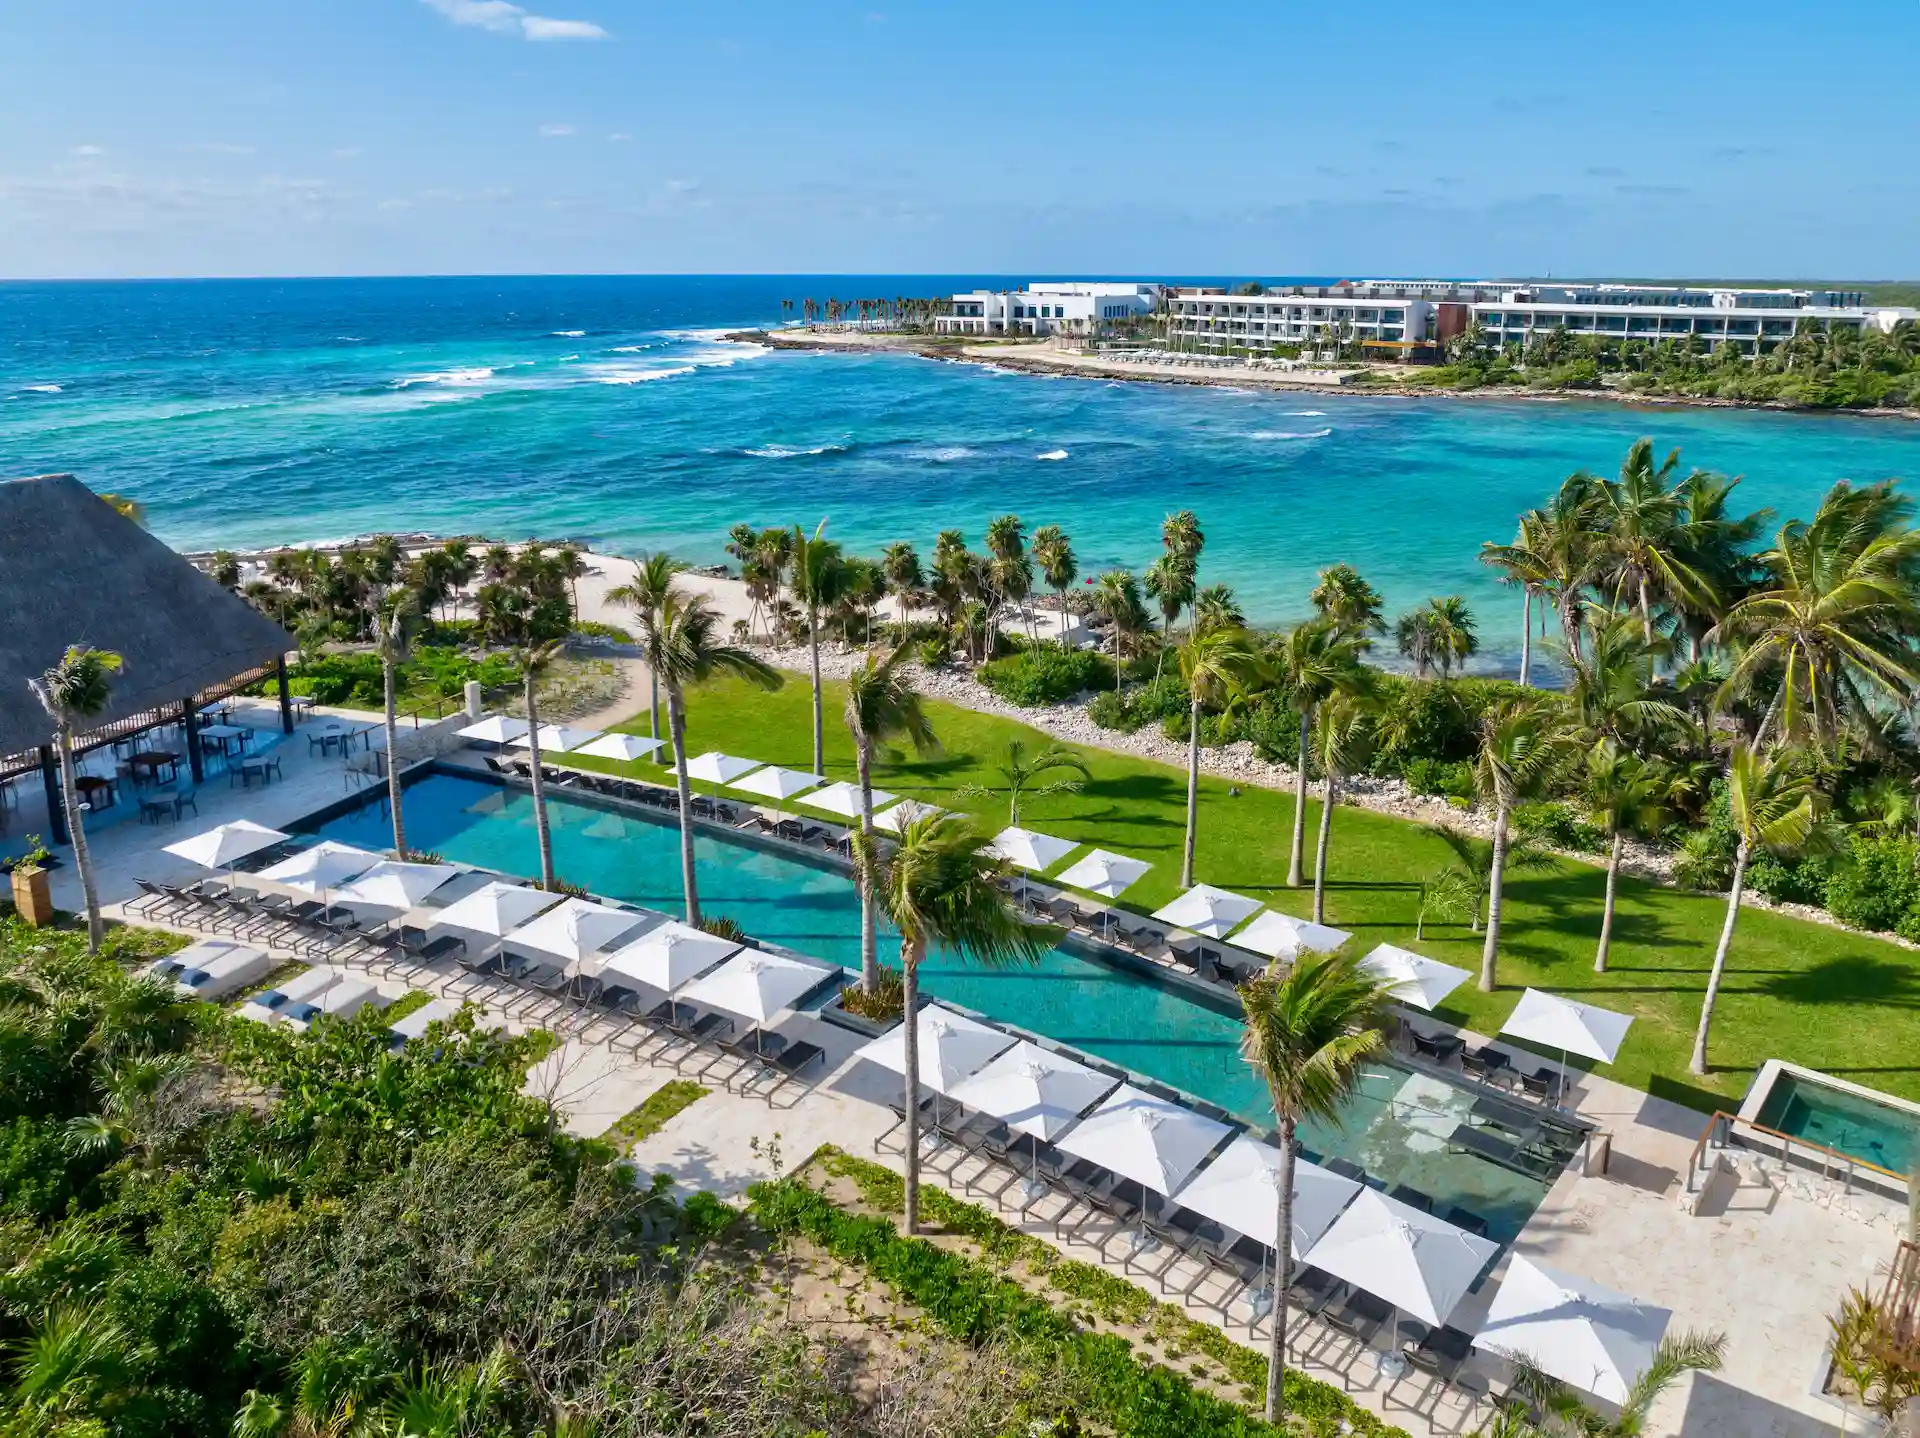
[591, 675, 1920, 1113]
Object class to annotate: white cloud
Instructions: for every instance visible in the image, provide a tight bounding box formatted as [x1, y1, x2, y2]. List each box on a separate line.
[538, 123, 575, 137]
[421, 0, 608, 41]
[606, 132, 631, 142]
[71, 145, 106, 158]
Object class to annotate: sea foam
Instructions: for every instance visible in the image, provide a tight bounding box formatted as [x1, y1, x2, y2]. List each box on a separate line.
[1035, 449, 1069, 461]
[20, 383, 61, 394]
[1248, 428, 1332, 441]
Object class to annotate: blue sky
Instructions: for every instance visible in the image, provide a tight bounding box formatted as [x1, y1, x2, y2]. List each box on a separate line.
[2, 0, 1915, 279]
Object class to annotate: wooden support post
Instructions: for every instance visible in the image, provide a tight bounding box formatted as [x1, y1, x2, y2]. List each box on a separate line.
[276, 657, 293, 734]
[39, 745, 68, 845]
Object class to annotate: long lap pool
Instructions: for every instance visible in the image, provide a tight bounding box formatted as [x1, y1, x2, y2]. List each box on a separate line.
[312, 769, 1555, 1242]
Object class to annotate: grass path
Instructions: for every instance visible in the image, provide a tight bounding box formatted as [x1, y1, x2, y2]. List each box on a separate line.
[599, 675, 1920, 1112]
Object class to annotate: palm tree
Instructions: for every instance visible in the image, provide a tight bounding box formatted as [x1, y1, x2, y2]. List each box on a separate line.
[1690, 743, 1820, 1075]
[1491, 1331, 1726, 1438]
[9, 1302, 147, 1427]
[1193, 583, 1244, 635]
[1092, 569, 1147, 690]
[1423, 596, 1478, 678]
[1310, 562, 1386, 638]
[1031, 524, 1077, 631]
[380, 1343, 512, 1437]
[1670, 469, 1769, 663]
[845, 643, 940, 993]
[1474, 699, 1579, 990]
[1177, 627, 1267, 886]
[879, 540, 924, 634]
[854, 815, 1049, 1233]
[1483, 474, 1605, 662]
[1567, 611, 1690, 749]
[960, 738, 1092, 825]
[373, 590, 420, 860]
[1273, 620, 1369, 887]
[516, 639, 567, 890]
[1144, 554, 1196, 679]
[792, 522, 845, 775]
[29, 645, 123, 953]
[1309, 692, 1374, 924]
[1237, 950, 1389, 1426]
[1596, 438, 1714, 642]
[1711, 479, 1920, 751]
[607, 552, 687, 741]
[1584, 741, 1686, 973]
[1426, 824, 1556, 934]
[1395, 605, 1439, 678]
[649, 589, 783, 924]
[1480, 510, 1551, 686]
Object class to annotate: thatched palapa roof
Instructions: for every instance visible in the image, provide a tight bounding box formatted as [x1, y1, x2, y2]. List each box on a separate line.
[0, 475, 293, 756]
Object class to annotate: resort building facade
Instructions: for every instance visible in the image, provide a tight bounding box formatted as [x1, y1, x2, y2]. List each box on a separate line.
[936, 281, 1161, 336]
[1163, 280, 1917, 358]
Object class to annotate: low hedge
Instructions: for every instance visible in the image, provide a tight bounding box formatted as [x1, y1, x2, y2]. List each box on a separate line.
[751, 1153, 1410, 1438]
[978, 647, 1114, 707]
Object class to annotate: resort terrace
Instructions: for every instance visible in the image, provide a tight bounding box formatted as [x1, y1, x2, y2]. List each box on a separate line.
[55, 692, 1906, 1438]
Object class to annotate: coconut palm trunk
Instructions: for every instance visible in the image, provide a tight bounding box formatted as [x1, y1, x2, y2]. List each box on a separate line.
[667, 683, 701, 926]
[1288, 701, 1313, 887]
[54, 727, 103, 951]
[1181, 698, 1201, 887]
[809, 606, 824, 774]
[1595, 830, 1624, 973]
[1312, 769, 1336, 925]
[382, 652, 407, 859]
[1690, 837, 1749, 1075]
[900, 937, 926, 1233]
[523, 674, 555, 890]
[1266, 1121, 1299, 1422]
[1478, 802, 1511, 991]
[1519, 587, 1532, 686]
[857, 740, 879, 989]
[648, 669, 660, 741]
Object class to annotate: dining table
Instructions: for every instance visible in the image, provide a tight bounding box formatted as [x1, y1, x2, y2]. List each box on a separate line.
[127, 750, 183, 784]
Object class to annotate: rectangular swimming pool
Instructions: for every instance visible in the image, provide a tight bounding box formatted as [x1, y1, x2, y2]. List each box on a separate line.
[311, 769, 1556, 1241]
[1748, 1062, 1917, 1183]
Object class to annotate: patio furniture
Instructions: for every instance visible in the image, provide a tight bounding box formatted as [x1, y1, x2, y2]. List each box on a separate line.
[127, 750, 183, 785]
[1409, 1027, 1465, 1064]
[1461, 1046, 1512, 1084]
[750, 1040, 827, 1098]
[1469, 1094, 1541, 1140]
[138, 795, 180, 824]
[1520, 1066, 1559, 1101]
[290, 695, 316, 722]
[74, 774, 116, 810]
[1400, 1323, 1475, 1383]
[1323, 1156, 1368, 1183]
[1388, 1184, 1435, 1213]
[1322, 1288, 1394, 1347]
[1442, 1205, 1490, 1237]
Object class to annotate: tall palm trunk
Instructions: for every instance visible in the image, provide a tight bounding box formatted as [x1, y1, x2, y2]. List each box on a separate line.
[809, 605, 824, 775]
[1559, 592, 1584, 661]
[1312, 770, 1336, 925]
[1518, 587, 1532, 687]
[1112, 631, 1124, 691]
[1265, 1120, 1298, 1424]
[667, 684, 701, 925]
[1637, 571, 1654, 643]
[901, 940, 926, 1233]
[856, 740, 879, 990]
[55, 728, 103, 953]
[383, 654, 407, 859]
[1155, 614, 1172, 681]
[1181, 699, 1201, 887]
[1690, 837, 1748, 1075]
[1479, 801, 1511, 991]
[524, 676, 555, 890]
[1595, 830, 1623, 973]
[1287, 701, 1313, 887]
[648, 669, 660, 741]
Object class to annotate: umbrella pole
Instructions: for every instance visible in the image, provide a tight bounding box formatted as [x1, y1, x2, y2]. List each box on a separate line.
[1377, 1303, 1408, 1380]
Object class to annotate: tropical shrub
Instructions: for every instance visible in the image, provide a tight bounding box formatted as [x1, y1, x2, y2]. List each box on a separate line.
[1745, 850, 1836, 908]
[1087, 689, 1139, 732]
[978, 648, 1112, 707]
[1514, 801, 1607, 855]
[1402, 756, 1476, 801]
[1239, 701, 1299, 763]
[1825, 835, 1920, 934]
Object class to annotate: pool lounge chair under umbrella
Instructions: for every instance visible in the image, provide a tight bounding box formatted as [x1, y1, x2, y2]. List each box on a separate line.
[332, 858, 460, 912]
[1475, 1252, 1671, 1406]
[456, 714, 530, 745]
[676, 949, 839, 1048]
[571, 732, 667, 763]
[728, 764, 825, 822]
[1360, 943, 1473, 1011]
[1498, 988, 1633, 1107]
[163, 819, 290, 891]
[856, 1003, 1017, 1145]
[989, 826, 1080, 899]
[510, 724, 601, 754]
[683, 751, 763, 798]
[1232, 909, 1351, 961]
[1152, 884, 1263, 940]
[874, 798, 948, 833]
[508, 896, 646, 967]
[429, 881, 562, 974]
[597, 920, 740, 992]
[1053, 1084, 1234, 1252]
[946, 1039, 1120, 1197]
[256, 841, 382, 920]
[1053, 849, 1152, 938]
[799, 779, 894, 819]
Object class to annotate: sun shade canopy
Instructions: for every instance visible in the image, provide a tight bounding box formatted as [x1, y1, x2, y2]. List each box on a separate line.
[855, 1004, 1016, 1093]
[1360, 943, 1473, 1010]
[1172, 1135, 1362, 1260]
[1476, 1253, 1672, 1406]
[1053, 1085, 1233, 1196]
[1151, 884, 1262, 939]
[1232, 909, 1351, 959]
[1053, 849, 1151, 898]
[1500, 989, 1633, 1065]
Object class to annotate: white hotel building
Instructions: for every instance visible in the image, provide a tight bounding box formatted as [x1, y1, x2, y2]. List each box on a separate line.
[1165, 281, 1916, 358]
[936, 281, 1161, 337]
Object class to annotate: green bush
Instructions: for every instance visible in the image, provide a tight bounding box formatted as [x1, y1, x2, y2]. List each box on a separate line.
[1745, 851, 1835, 908]
[1239, 700, 1299, 763]
[1403, 756, 1476, 801]
[283, 646, 519, 707]
[1514, 801, 1607, 855]
[1088, 689, 1140, 732]
[1825, 835, 1920, 934]
[916, 636, 952, 669]
[978, 648, 1113, 707]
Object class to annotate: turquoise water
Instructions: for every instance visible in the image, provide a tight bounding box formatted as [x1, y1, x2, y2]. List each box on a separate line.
[7, 276, 1919, 673]
[312, 770, 1551, 1239]
[1757, 1073, 1917, 1177]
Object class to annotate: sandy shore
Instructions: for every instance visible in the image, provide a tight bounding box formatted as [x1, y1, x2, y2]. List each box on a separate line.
[731, 326, 1920, 419]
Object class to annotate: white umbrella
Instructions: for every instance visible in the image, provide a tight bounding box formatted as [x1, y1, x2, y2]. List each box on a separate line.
[1500, 988, 1634, 1105]
[163, 820, 289, 887]
[800, 779, 893, 818]
[948, 1040, 1119, 1198]
[508, 896, 644, 964]
[333, 859, 460, 911]
[990, 827, 1080, 872]
[856, 1003, 1015, 1093]
[1054, 849, 1151, 898]
[1476, 1253, 1672, 1406]
[598, 920, 739, 991]
[1055, 1085, 1233, 1250]
[1361, 943, 1473, 1011]
[683, 751, 761, 786]
[1152, 884, 1263, 939]
[1304, 1187, 1498, 1331]
[677, 949, 837, 1024]
[510, 724, 601, 754]
[1172, 1135, 1361, 1260]
[1234, 909, 1351, 959]
[257, 841, 381, 918]
[571, 732, 666, 762]
[729, 765, 825, 805]
[456, 714, 530, 745]
[875, 799, 947, 833]
[429, 881, 559, 937]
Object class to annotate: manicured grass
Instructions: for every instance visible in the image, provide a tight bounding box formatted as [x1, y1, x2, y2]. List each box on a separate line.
[382, 988, 435, 1023]
[597, 675, 1920, 1112]
[609, 1080, 708, 1148]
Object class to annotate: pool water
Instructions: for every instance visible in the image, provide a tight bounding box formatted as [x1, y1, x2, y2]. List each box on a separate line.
[1756, 1074, 1917, 1178]
[314, 771, 1553, 1241]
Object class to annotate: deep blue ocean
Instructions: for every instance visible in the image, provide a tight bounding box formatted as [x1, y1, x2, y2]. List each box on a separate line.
[4, 274, 1916, 672]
